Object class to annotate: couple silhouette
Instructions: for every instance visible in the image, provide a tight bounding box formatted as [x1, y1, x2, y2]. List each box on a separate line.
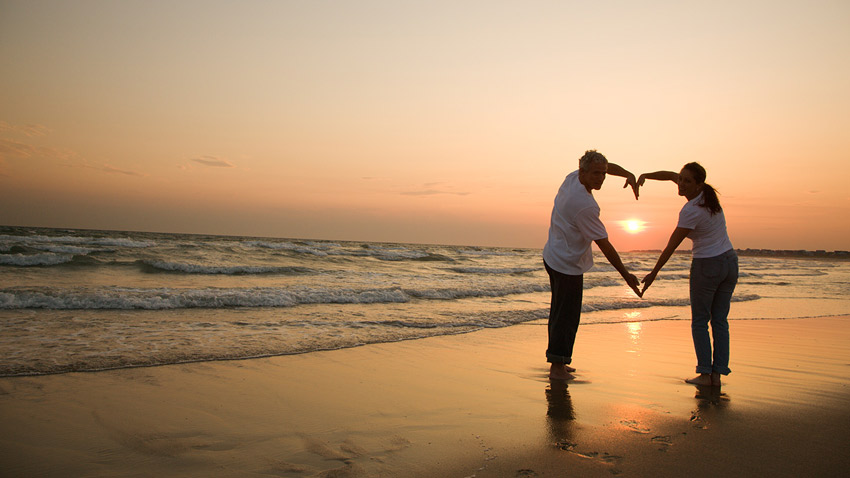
[543, 150, 737, 386]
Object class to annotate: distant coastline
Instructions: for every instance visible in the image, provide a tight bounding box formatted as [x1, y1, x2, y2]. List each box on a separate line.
[630, 248, 850, 260]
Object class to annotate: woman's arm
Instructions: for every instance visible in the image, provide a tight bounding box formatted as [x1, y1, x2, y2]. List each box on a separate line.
[641, 227, 692, 294]
[637, 170, 679, 187]
[595, 238, 642, 297]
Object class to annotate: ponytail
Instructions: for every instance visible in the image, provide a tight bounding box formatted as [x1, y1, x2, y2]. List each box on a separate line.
[682, 162, 722, 215]
[700, 183, 722, 215]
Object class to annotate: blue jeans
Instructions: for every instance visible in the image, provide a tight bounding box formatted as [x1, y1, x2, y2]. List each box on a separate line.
[689, 249, 738, 375]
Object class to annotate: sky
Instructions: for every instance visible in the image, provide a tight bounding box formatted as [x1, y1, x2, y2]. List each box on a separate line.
[1, 0, 849, 250]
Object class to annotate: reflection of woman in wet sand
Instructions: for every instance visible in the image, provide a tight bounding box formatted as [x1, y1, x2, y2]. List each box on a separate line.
[638, 163, 738, 386]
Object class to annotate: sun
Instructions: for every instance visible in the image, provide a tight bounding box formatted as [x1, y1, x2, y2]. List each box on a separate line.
[622, 219, 646, 234]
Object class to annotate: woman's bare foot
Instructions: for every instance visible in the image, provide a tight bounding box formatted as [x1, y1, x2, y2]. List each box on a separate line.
[685, 373, 713, 386]
[550, 363, 575, 381]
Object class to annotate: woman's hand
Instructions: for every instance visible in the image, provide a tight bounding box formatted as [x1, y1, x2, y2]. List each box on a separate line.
[641, 271, 658, 296]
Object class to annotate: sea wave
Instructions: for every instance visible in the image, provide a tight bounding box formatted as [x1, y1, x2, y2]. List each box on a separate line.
[139, 260, 314, 275]
[0, 283, 545, 310]
[29, 244, 102, 254]
[448, 267, 538, 274]
[0, 283, 760, 310]
[0, 253, 75, 266]
[244, 240, 454, 262]
[740, 271, 829, 278]
[456, 249, 520, 257]
[581, 293, 760, 312]
[0, 234, 154, 248]
[243, 240, 330, 256]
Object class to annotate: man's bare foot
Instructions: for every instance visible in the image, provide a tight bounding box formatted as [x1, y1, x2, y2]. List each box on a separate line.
[711, 372, 722, 386]
[685, 374, 713, 386]
[565, 364, 576, 373]
[550, 363, 575, 381]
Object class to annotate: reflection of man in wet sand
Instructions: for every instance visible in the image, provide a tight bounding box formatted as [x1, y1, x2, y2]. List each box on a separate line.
[546, 381, 576, 449]
[543, 150, 641, 380]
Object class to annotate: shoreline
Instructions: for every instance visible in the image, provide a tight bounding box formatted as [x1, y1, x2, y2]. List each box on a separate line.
[2, 315, 849, 477]
[3, 311, 840, 379]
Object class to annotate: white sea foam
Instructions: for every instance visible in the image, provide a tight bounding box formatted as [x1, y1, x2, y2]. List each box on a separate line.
[30, 244, 100, 254]
[457, 249, 519, 256]
[581, 294, 760, 313]
[0, 253, 74, 266]
[449, 267, 538, 274]
[142, 260, 311, 275]
[243, 240, 330, 256]
[244, 240, 451, 261]
[0, 283, 552, 310]
[89, 237, 154, 248]
[0, 234, 154, 248]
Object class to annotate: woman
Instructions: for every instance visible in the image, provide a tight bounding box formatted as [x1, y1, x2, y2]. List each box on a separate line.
[639, 162, 738, 386]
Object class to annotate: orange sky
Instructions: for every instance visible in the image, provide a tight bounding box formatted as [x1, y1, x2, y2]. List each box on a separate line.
[2, 1, 849, 250]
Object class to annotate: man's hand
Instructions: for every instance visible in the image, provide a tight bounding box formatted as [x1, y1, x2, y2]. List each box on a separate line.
[625, 273, 642, 298]
[623, 175, 639, 200]
[605, 163, 639, 200]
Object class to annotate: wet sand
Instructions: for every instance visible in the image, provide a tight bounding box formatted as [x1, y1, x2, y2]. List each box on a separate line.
[1, 316, 849, 477]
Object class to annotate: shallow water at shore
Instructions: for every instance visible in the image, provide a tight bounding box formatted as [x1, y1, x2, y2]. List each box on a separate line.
[1, 226, 848, 375]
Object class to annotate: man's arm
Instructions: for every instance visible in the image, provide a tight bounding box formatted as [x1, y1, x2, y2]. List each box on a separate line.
[607, 163, 639, 199]
[595, 237, 641, 297]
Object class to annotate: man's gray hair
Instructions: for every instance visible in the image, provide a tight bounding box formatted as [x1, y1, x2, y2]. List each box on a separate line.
[578, 150, 608, 172]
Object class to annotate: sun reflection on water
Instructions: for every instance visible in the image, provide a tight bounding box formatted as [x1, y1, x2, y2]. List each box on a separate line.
[626, 321, 642, 348]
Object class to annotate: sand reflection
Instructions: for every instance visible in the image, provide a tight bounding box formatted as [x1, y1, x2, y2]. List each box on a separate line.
[545, 381, 576, 450]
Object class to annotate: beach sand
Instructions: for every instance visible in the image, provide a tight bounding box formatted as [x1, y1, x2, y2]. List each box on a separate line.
[2, 316, 849, 477]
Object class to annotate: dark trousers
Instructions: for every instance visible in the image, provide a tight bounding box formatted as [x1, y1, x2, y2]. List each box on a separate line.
[544, 260, 583, 364]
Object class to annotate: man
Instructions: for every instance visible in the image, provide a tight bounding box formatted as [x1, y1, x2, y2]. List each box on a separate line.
[543, 150, 641, 380]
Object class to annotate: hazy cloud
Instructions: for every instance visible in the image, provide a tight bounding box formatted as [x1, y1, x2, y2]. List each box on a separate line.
[0, 138, 76, 162]
[0, 122, 74, 177]
[75, 162, 146, 177]
[192, 156, 234, 168]
[101, 164, 146, 177]
[401, 181, 470, 197]
[401, 189, 470, 197]
[0, 138, 38, 158]
[0, 121, 51, 137]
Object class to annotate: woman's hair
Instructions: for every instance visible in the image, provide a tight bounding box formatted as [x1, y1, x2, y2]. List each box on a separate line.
[682, 162, 722, 215]
[579, 150, 608, 172]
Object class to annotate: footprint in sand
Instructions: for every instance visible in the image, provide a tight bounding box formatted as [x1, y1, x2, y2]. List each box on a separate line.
[339, 439, 368, 457]
[619, 419, 651, 434]
[651, 435, 673, 450]
[301, 434, 413, 466]
[689, 410, 708, 429]
[560, 446, 625, 473]
[302, 436, 350, 462]
[92, 411, 231, 457]
[554, 440, 578, 451]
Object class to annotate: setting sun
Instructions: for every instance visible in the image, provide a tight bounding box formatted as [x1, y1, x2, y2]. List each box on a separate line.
[622, 219, 646, 234]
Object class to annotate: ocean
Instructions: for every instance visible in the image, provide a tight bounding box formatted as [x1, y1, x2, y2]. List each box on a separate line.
[1, 226, 848, 376]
